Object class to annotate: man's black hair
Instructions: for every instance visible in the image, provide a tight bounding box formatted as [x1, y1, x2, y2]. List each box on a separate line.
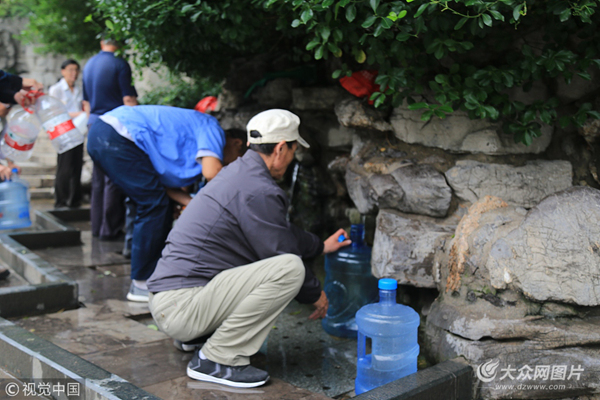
[225, 128, 248, 153]
[60, 59, 80, 70]
[248, 130, 296, 155]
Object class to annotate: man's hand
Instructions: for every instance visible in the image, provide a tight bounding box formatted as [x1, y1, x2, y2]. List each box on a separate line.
[0, 165, 13, 181]
[309, 290, 328, 320]
[21, 78, 43, 91]
[323, 228, 351, 254]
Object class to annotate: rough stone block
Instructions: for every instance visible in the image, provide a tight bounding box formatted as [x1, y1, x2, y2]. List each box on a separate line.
[372, 209, 459, 287]
[390, 107, 552, 155]
[445, 160, 573, 208]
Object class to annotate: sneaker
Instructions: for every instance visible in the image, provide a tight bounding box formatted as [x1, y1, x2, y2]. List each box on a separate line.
[126, 282, 149, 302]
[187, 351, 269, 388]
[174, 333, 213, 352]
[0, 268, 9, 281]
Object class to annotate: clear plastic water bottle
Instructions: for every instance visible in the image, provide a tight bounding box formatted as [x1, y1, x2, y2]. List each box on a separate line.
[322, 223, 378, 338]
[355, 278, 420, 395]
[0, 168, 31, 230]
[33, 94, 84, 154]
[1, 105, 41, 161]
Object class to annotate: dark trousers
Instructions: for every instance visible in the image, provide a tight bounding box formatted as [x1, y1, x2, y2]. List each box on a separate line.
[54, 143, 84, 208]
[87, 119, 173, 281]
[90, 165, 126, 238]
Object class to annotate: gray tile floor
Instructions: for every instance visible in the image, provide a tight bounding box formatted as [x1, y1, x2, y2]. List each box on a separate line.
[5, 199, 357, 400]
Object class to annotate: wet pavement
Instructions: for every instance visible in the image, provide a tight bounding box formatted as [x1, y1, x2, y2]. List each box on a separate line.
[3, 199, 357, 400]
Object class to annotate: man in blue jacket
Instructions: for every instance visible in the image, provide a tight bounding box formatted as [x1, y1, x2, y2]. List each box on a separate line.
[147, 109, 350, 388]
[87, 105, 245, 302]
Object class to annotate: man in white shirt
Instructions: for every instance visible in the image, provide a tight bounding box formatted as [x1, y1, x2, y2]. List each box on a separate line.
[48, 59, 85, 209]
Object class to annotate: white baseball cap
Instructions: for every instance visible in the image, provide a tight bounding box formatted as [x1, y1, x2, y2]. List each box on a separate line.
[246, 109, 310, 148]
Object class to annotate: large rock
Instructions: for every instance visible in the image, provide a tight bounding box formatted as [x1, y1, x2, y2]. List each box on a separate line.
[301, 113, 354, 148]
[390, 107, 552, 155]
[335, 98, 392, 132]
[445, 160, 573, 208]
[425, 323, 600, 400]
[345, 160, 452, 217]
[292, 87, 346, 110]
[487, 186, 600, 306]
[371, 209, 461, 287]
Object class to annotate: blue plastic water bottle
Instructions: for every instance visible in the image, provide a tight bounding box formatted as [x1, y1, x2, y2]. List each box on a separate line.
[355, 278, 420, 395]
[322, 223, 378, 338]
[0, 168, 31, 230]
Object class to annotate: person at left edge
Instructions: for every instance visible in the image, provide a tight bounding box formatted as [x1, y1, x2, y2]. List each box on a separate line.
[0, 69, 43, 107]
[86, 104, 246, 302]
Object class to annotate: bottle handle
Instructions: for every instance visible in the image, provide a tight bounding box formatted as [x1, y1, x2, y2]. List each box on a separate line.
[19, 90, 44, 114]
[357, 331, 366, 359]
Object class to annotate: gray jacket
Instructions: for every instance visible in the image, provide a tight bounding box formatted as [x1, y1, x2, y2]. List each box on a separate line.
[147, 150, 324, 303]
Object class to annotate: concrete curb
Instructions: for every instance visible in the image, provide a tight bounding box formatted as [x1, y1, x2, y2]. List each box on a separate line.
[0, 317, 160, 400]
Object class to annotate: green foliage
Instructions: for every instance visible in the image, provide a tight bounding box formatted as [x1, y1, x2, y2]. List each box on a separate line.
[138, 74, 221, 109]
[264, 0, 600, 145]
[6, 0, 600, 144]
[0, 0, 99, 58]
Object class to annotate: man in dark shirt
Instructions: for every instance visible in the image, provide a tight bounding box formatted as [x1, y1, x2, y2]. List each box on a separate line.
[82, 35, 138, 241]
[147, 109, 350, 388]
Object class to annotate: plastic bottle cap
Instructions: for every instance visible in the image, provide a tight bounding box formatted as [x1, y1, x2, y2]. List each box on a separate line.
[379, 278, 397, 290]
[337, 234, 346, 243]
[11, 168, 18, 174]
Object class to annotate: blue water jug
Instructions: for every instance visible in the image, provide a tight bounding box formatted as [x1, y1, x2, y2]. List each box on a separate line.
[0, 168, 31, 230]
[355, 278, 420, 395]
[322, 223, 378, 338]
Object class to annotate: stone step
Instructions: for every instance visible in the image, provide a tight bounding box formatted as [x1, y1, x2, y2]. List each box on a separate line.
[30, 187, 54, 199]
[29, 153, 57, 166]
[20, 174, 55, 189]
[18, 162, 56, 176]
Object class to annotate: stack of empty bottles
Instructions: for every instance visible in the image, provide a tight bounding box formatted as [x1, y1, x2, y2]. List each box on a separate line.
[1, 91, 84, 161]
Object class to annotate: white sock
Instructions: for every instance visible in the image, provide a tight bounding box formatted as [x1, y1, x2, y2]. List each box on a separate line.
[132, 280, 147, 290]
[199, 350, 207, 360]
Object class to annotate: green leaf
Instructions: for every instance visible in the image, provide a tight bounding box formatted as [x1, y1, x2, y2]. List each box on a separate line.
[488, 10, 504, 21]
[434, 46, 444, 59]
[362, 14, 377, 28]
[370, 0, 380, 13]
[434, 109, 446, 119]
[513, 5, 521, 21]
[374, 93, 386, 107]
[355, 49, 367, 63]
[84, 14, 93, 23]
[306, 38, 320, 50]
[320, 26, 331, 41]
[338, 0, 351, 7]
[291, 19, 301, 27]
[315, 45, 324, 60]
[301, 8, 314, 23]
[454, 17, 468, 30]
[333, 29, 343, 42]
[414, 3, 428, 18]
[381, 17, 393, 29]
[559, 8, 570, 22]
[323, 0, 335, 7]
[332, 69, 342, 79]
[105, 20, 114, 30]
[181, 4, 195, 13]
[481, 13, 492, 27]
[346, 4, 356, 22]
[398, 10, 407, 18]
[374, 23, 385, 37]
[396, 32, 410, 42]
[421, 110, 434, 121]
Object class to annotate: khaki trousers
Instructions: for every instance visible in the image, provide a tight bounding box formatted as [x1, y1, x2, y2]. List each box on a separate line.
[149, 254, 305, 366]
